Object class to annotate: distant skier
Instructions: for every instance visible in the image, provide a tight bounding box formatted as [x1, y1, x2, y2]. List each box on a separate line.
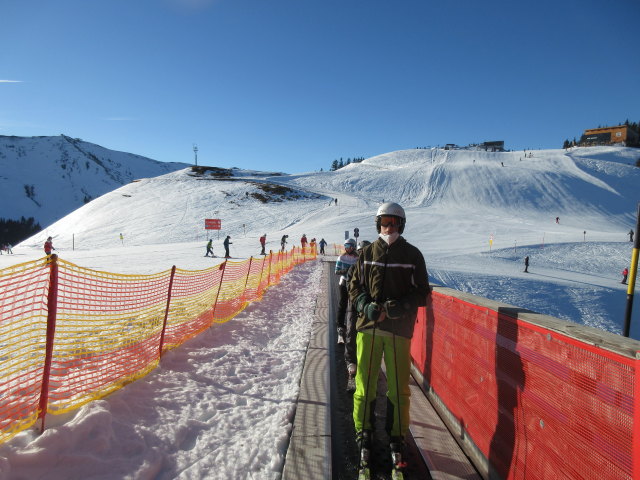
[629, 229, 634, 242]
[259, 234, 267, 255]
[44, 236, 55, 256]
[120, 233, 124, 246]
[205, 239, 214, 257]
[555, 217, 559, 224]
[524, 256, 529, 273]
[281, 234, 288, 252]
[223, 236, 232, 258]
[622, 267, 628, 284]
[335, 239, 358, 345]
[319, 238, 327, 255]
[300, 234, 308, 251]
[5, 244, 12, 254]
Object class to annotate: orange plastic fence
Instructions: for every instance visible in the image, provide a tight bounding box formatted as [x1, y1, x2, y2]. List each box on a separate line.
[0, 247, 315, 444]
[411, 290, 639, 480]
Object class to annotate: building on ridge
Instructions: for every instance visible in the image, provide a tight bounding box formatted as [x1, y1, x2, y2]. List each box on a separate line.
[579, 125, 639, 147]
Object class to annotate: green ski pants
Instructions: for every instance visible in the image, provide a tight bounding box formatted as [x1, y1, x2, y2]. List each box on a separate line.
[353, 330, 411, 437]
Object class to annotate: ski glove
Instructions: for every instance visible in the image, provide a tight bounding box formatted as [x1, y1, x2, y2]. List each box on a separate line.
[364, 302, 385, 323]
[384, 297, 416, 319]
[354, 293, 371, 314]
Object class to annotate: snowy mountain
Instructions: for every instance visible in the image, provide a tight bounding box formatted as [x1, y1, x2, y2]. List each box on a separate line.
[0, 135, 188, 227]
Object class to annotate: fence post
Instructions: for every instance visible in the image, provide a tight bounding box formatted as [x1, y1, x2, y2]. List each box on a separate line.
[276, 249, 282, 282]
[159, 265, 177, 359]
[623, 202, 639, 337]
[38, 254, 59, 434]
[210, 260, 228, 323]
[266, 251, 273, 288]
[243, 257, 253, 301]
[256, 255, 266, 296]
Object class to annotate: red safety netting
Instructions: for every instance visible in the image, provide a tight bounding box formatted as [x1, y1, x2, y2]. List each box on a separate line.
[0, 246, 315, 444]
[411, 290, 639, 480]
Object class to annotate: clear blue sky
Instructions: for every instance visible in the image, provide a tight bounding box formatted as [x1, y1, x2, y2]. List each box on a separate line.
[2, 0, 639, 173]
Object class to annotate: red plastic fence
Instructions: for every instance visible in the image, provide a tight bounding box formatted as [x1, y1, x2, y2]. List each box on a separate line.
[411, 289, 640, 480]
[0, 247, 315, 443]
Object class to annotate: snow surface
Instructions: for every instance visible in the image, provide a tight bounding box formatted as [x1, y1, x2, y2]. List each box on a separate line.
[0, 145, 638, 479]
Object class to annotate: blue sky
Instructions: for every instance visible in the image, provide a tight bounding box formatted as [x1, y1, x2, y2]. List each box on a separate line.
[2, 0, 639, 173]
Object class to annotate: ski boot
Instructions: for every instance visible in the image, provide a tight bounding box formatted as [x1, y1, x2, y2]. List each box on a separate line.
[390, 436, 407, 480]
[356, 430, 372, 480]
[346, 363, 356, 393]
[337, 327, 346, 344]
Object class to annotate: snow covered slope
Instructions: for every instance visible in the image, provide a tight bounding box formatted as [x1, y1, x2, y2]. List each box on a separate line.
[8, 145, 640, 337]
[0, 135, 188, 226]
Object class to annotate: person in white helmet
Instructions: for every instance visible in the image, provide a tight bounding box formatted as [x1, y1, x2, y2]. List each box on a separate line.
[335, 238, 358, 345]
[349, 202, 429, 470]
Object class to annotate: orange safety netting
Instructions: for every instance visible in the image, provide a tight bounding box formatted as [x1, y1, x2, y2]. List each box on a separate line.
[411, 290, 640, 480]
[0, 246, 315, 444]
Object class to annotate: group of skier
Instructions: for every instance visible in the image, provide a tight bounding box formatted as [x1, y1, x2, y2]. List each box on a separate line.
[334, 202, 429, 478]
[204, 236, 233, 258]
[204, 232, 327, 259]
[0, 243, 13, 254]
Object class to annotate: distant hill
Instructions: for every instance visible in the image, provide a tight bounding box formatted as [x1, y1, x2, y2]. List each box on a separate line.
[0, 135, 189, 230]
[16, 144, 640, 253]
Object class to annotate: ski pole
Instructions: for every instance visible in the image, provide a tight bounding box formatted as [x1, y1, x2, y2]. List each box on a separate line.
[390, 324, 404, 445]
[359, 324, 377, 470]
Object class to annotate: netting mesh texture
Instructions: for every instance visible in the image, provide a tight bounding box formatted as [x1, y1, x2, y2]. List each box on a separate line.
[0, 247, 315, 443]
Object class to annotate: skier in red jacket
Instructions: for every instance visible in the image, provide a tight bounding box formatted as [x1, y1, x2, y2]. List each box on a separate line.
[44, 237, 55, 255]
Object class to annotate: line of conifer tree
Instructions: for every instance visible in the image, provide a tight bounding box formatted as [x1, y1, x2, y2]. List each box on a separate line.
[0, 217, 42, 246]
[329, 157, 365, 171]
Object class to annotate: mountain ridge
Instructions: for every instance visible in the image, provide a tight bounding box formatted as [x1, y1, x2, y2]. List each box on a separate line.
[0, 134, 189, 229]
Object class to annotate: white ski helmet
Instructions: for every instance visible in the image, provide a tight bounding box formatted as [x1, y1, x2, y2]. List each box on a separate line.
[376, 202, 406, 233]
[344, 238, 357, 249]
[357, 240, 371, 251]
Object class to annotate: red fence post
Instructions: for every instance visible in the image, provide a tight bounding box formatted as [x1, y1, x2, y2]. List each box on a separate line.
[158, 265, 177, 359]
[256, 255, 266, 296]
[38, 254, 59, 434]
[210, 260, 228, 322]
[243, 257, 253, 300]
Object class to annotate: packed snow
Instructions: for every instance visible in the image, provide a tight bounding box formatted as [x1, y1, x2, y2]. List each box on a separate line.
[0, 145, 638, 479]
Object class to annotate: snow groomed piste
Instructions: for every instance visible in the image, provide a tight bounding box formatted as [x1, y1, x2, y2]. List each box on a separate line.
[0, 246, 316, 443]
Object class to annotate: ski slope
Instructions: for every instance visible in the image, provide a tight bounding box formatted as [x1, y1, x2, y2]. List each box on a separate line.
[4, 146, 639, 334]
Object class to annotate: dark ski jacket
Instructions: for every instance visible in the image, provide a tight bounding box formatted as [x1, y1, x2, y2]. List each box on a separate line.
[349, 236, 429, 339]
